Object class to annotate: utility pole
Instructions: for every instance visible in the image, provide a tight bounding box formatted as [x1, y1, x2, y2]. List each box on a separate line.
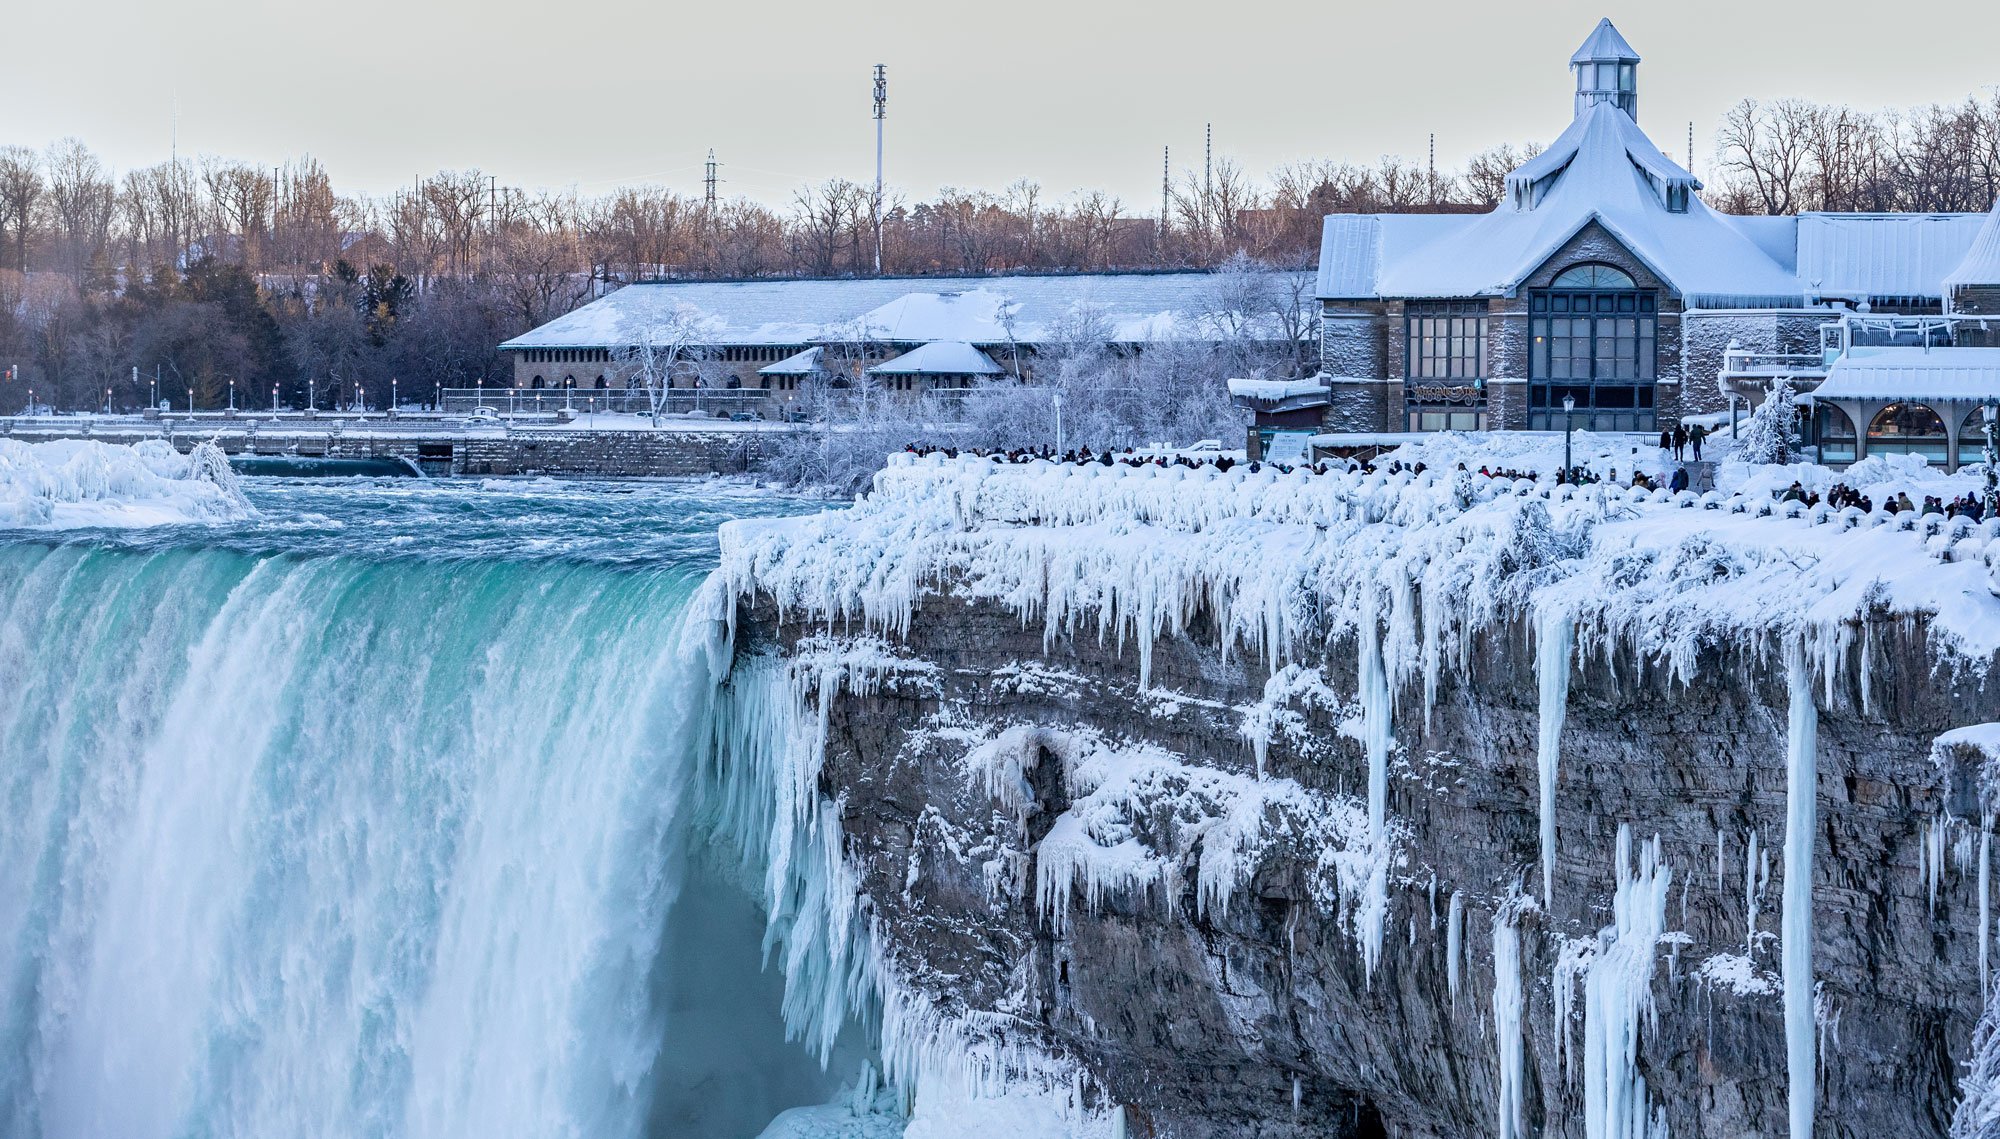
[704, 149, 720, 210]
[872, 64, 887, 276]
[1687, 121, 1695, 174]
[1160, 145, 1170, 242]
[1428, 133, 1437, 204]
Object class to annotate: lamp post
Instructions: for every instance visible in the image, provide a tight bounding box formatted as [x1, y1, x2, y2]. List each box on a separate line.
[355, 383, 363, 414]
[272, 385, 279, 414]
[391, 378, 398, 413]
[434, 382, 441, 412]
[103, 388, 111, 414]
[1562, 394, 1576, 481]
[309, 378, 317, 412]
[187, 387, 194, 415]
[1052, 390, 1064, 455]
[228, 378, 235, 412]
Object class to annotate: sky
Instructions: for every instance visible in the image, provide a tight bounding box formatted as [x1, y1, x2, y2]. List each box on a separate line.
[3, 0, 1996, 210]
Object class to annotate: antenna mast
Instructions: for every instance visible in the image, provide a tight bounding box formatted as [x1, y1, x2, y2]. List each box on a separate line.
[705, 149, 720, 209]
[1428, 132, 1436, 203]
[872, 64, 887, 275]
[1687, 121, 1695, 174]
[1160, 145, 1170, 241]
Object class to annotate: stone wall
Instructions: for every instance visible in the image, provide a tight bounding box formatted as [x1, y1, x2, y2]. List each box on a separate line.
[736, 591, 1992, 1138]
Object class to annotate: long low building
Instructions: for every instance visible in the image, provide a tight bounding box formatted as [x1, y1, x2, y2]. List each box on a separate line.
[498, 271, 1281, 398]
[1307, 18, 2000, 443]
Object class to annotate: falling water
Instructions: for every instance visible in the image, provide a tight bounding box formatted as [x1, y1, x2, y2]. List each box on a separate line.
[0, 479, 845, 1139]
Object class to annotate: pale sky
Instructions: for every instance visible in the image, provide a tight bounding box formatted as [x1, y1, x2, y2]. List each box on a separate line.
[4, 0, 1997, 210]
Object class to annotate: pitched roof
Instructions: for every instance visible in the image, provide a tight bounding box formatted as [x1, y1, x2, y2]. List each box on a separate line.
[1571, 18, 1640, 63]
[1798, 213, 1993, 299]
[1320, 103, 1800, 304]
[500, 272, 1256, 350]
[758, 346, 825, 376]
[867, 341, 1005, 376]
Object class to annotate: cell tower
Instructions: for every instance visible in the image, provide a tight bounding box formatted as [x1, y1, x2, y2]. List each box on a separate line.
[1687, 121, 1695, 174]
[1428, 133, 1437, 202]
[705, 149, 721, 209]
[872, 64, 887, 275]
[1160, 145, 1170, 240]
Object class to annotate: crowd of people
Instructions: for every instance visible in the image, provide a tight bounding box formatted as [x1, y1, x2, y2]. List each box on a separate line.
[1661, 423, 1709, 462]
[1780, 480, 1991, 521]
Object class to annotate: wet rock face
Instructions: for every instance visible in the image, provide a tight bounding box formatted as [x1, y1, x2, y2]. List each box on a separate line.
[739, 595, 1994, 1139]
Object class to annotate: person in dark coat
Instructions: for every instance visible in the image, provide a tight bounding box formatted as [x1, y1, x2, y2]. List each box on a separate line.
[1671, 425, 1688, 460]
[1689, 423, 1708, 460]
[1669, 466, 1690, 493]
[1659, 428, 1673, 452]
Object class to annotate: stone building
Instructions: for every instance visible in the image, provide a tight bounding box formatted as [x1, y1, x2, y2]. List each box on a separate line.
[498, 271, 1283, 402]
[1312, 18, 2000, 440]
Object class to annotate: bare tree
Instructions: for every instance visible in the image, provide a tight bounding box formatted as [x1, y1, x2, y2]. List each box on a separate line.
[43, 139, 115, 284]
[0, 146, 44, 274]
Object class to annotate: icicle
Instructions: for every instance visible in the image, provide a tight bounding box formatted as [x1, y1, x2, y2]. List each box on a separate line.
[1292, 1076, 1302, 1118]
[1782, 643, 1819, 1139]
[1983, 820, 1993, 999]
[1358, 586, 1392, 979]
[1745, 829, 1761, 956]
[1493, 912, 1526, 1139]
[1574, 824, 1671, 1139]
[1446, 891, 1466, 1003]
[1535, 601, 1573, 909]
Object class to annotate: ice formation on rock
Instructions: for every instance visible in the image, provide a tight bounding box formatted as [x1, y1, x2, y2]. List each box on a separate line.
[1493, 908, 1527, 1139]
[0, 438, 254, 528]
[1783, 644, 1819, 1139]
[1558, 825, 1671, 1139]
[1535, 600, 1573, 908]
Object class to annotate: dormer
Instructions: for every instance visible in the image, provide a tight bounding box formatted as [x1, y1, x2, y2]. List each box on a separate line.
[1572, 18, 1639, 121]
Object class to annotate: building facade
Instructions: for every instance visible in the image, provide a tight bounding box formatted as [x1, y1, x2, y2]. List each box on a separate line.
[1314, 19, 2000, 438]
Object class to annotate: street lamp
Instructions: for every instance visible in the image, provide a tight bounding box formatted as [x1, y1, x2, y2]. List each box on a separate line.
[434, 382, 441, 412]
[187, 387, 194, 415]
[103, 388, 110, 414]
[309, 378, 317, 411]
[355, 383, 363, 413]
[272, 385, 279, 414]
[1052, 390, 1065, 455]
[391, 378, 398, 412]
[228, 378, 235, 412]
[1562, 394, 1577, 481]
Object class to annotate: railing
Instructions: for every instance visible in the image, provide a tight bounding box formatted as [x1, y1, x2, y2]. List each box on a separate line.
[436, 387, 773, 417]
[1719, 350, 1830, 378]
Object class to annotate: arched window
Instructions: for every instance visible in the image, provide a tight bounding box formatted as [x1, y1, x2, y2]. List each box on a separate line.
[595, 375, 609, 389]
[1868, 403, 1948, 463]
[1960, 407, 2000, 451]
[1551, 263, 1636, 289]
[531, 375, 544, 387]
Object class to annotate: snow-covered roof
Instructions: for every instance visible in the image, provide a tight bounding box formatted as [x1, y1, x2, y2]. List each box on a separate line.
[1945, 199, 2000, 298]
[1811, 346, 2000, 402]
[759, 346, 824, 376]
[1319, 103, 1799, 304]
[1571, 18, 1639, 63]
[1227, 377, 1330, 400]
[500, 272, 1255, 350]
[1798, 213, 1993, 300]
[867, 341, 1004, 376]
[1316, 110, 1988, 306]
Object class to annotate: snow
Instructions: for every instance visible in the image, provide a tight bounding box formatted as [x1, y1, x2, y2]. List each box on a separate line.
[500, 272, 1279, 351]
[1694, 953, 1779, 998]
[1812, 346, 2000, 402]
[1783, 643, 1820, 1139]
[1801, 212, 1993, 302]
[1227, 377, 1331, 401]
[762, 347, 827, 376]
[0, 438, 254, 529]
[868, 341, 1005, 377]
[1945, 197, 2000, 297]
[1570, 18, 1639, 63]
[1446, 890, 1466, 1003]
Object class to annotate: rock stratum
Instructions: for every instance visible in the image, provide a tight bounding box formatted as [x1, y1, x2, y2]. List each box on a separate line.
[698, 450, 2000, 1139]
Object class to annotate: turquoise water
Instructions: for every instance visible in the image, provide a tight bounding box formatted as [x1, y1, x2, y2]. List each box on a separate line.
[0, 478, 846, 1139]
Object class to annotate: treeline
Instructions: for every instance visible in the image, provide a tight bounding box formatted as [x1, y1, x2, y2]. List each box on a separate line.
[2, 85, 1997, 413]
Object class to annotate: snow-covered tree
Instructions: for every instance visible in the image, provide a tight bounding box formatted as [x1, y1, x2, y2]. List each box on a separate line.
[618, 303, 725, 425]
[1736, 378, 1803, 465]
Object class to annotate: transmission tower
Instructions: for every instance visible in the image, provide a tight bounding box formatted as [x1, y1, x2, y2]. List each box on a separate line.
[872, 64, 887, 275]
[704, 149, 721, 209]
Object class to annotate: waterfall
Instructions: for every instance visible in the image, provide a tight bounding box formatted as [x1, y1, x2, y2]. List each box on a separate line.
[1783, 643, 1819, 1139]
[0, 540, 843, 1139]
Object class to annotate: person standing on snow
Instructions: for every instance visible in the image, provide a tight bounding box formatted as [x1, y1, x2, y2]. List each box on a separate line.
[1671, 424, 1688, 460]
[1689, 423, 1707, 460]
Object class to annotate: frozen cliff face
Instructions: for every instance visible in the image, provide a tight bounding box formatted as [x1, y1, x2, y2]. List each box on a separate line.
[711, 451, 2000, 1137]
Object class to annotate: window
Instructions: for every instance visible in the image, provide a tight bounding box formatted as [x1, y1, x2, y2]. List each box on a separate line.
[1528, 271, 1658, 431]
[1551, 263, 1635, 289]
[1869, 403, 1948, 463]
[1405, 301, 1487, 380]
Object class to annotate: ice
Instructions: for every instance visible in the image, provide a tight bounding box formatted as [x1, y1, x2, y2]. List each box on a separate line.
[1536, 600, 1573, 908]
[1746, 829, 1762, 956]
[1560, 824, 1672, 1139]
[1447, 890, 1466, 1003]
[1783, 643, 1820, 1139]
[1493, 910, 1526, 1139]
[0, 438, 254, 528]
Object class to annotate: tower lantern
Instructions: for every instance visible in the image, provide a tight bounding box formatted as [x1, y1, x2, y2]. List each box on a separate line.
[1571, 18, 1640, 121]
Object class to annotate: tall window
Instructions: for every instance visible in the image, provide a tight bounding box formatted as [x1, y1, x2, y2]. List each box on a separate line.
[1529, 265, 1657, 432]
[1405, 301, 1488, 431]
